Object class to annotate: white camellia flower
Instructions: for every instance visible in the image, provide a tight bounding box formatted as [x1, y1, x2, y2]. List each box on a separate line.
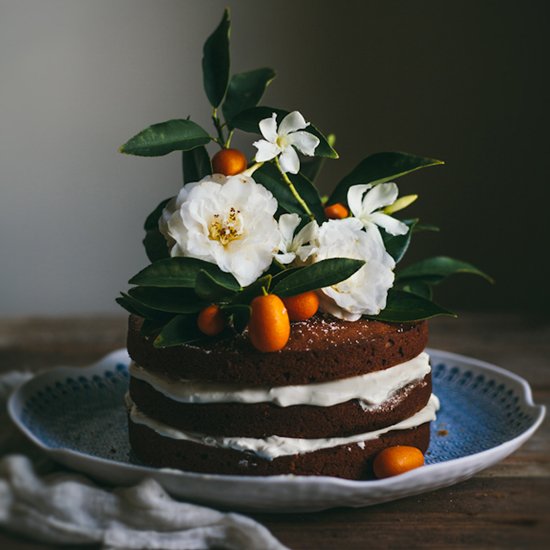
[275, 213, 319, 265]
[314, 218, 395, 321]
[347, 183, 409, 236]
[159, 174, 228, 252]
[159, 174, 279, 287]
[253, 111, 320, 174]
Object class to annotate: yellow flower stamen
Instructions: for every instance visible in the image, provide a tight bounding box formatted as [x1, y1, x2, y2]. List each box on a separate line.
[276, 135, 290, 148]
[208, 207, 243, 246]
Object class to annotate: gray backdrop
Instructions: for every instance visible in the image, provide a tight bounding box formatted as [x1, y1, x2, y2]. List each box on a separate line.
[1, 0, 548, 316]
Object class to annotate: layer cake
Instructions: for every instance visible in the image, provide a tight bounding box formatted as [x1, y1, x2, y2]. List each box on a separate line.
[126, 314, 437, 479]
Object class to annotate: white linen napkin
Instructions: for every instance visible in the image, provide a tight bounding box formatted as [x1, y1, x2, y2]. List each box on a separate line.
[0, 371, 288, 550]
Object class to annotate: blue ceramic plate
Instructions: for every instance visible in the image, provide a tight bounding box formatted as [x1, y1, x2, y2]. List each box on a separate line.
[8, 348, 545, 512]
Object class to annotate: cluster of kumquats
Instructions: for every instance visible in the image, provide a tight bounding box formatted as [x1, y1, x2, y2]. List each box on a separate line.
[197, 148, 336, 353]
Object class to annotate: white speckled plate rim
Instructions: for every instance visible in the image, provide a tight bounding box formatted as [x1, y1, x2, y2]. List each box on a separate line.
[7, 348, 546, 513]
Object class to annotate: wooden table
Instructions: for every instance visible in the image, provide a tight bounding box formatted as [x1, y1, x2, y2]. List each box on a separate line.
[1, 313, 548, 549]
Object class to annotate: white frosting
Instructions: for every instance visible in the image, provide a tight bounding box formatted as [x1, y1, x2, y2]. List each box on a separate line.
[126, 394, 440, 460]
[130, 352, 431, 408]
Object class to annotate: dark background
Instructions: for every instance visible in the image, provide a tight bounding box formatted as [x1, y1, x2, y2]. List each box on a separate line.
[242, 0, 549, 314]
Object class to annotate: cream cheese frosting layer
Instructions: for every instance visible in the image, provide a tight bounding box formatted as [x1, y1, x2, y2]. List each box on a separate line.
[130, 352, 431, 408]
[126, 394, 439, 460]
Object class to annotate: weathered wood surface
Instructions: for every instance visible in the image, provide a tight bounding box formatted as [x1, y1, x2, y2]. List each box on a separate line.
[0, 313, 548, 549]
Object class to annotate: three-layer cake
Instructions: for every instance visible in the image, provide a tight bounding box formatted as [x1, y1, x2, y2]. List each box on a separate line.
[126, 314, 438, 479]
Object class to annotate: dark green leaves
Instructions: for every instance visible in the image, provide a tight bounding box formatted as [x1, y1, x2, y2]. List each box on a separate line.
[382, 219, 417, 263]
[300, 134, 336, 183]
[154, 315, 204, 348]
[195, 269, 241, 302]
[254, 164, 325, 222]
[120, 120, 211, 157]
[272, 258, 364, 297]
[397, 256, 493, 283]
[254, 164, 301, 217]
[396, 280, 433, 300]
[182, 146, 211, 184]
[232, 274, 273, 305]
[221, 303, 251, 332]
[292, 173, 325, 222]
[128, 287, 205, 314]
[143, 231, 170, 264]
[368, 290, 456, 322]
[124, 254, 242, 345]
[392, 256, 493, 318]
[116, 293, 172, 322]
[202, 9, 231, 108]
[222, 68, 276, 125]
[231, 106, 338, 159]
[144, 198, 170, 231]
[329, 152, 443, 206]
[129, 257, 240, 290]
[143, 198, 171, 262]
[131, 257, 211, 288]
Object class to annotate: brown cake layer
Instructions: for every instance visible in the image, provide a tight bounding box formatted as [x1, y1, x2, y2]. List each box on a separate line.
[128, 419, 430, 479]
[127, 315, 428, 386]
[128, 374, 432, 438]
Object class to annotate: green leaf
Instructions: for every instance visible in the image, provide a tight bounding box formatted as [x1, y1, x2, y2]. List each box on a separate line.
[232, 274, 272, 304]
[154, 314, 204, 348]
[143, 230, 170, 263]
[221, 303, 251, 332]
[328, 152, 444, 206]
[195, 269, 241, 302]
[222, 68, 276, 125]
[300, 133, 335, 183]
[140, 317, 168, 338]
[254, 164, 324, 222]
[128, 287, 205, 314]
[397, 256, 494, 283]
[142, 198, 171, 262]
[144, 198, 171, 231]
[291, 173, 325, 223]
[202, 9, 231, 108]
[382, 218, 417, 263]
[230, 106, 338, 159]
[130, 257, 237, 288]
[395, 280, 433, 300]
[116, 294, 142, 317]
[254, 164, 302, 217]
[272, 258, 365, 297]
[413, 222, 440, 233]
[271, 267, 300, 286]
[120, 119, 211, 157]
[116, 293, 173, 322]
[368, 290, 456, 322]
[182, 146, 212, 184]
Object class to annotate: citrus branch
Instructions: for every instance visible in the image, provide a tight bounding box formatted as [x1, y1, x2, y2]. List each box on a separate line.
[243, 162, 264, 177]
[225, 129, 235, 148]
[274, 157, 314, 220]
[211, 108, 226, 148]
